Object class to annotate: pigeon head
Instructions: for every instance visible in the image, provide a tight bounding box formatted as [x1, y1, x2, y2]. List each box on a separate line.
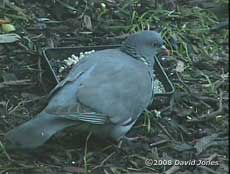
[121, 31, 168, 65]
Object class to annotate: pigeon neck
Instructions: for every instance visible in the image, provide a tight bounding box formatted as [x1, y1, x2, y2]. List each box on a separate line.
[121, 45, 155, 66]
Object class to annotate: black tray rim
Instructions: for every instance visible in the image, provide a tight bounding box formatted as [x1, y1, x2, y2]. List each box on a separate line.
[42, 45, 175, 97]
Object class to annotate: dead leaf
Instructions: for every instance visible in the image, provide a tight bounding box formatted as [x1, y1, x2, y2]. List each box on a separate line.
[0, 19, 10, 24]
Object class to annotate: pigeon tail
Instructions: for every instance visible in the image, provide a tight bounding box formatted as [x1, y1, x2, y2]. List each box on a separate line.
[5, 111, 77, 149]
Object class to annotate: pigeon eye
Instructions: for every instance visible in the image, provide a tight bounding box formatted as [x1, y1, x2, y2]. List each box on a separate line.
[152, 42, 157, 47]
[152, 42, 160, 48]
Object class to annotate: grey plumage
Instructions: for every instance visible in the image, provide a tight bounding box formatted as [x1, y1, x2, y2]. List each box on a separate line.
[6, 31, 166, 149]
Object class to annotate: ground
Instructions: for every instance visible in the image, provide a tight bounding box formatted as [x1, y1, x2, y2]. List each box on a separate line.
[0, 0, 229, 174]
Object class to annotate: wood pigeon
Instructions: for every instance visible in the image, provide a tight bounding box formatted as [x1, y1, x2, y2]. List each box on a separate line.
[6, 31, 169, 149]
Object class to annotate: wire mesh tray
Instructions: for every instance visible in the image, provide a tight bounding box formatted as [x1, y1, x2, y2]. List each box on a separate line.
[41, 45, 175, 108]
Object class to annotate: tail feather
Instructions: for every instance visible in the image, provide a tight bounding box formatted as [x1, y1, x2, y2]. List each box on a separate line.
[5, 111, 77, 149]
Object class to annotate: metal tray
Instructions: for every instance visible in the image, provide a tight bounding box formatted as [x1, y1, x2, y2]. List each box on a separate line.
[41, 45, 175, 108]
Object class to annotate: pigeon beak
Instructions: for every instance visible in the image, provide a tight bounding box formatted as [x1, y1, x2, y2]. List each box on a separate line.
[160, 45, 170, 56]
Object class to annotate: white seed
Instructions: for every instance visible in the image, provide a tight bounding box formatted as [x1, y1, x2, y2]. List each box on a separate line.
[68, 57, 73, 61]
[66, 61, 72, 66]
[79, 55, 84, 59]
[59, 67, 65, 73]
[71, 54, 79, 60]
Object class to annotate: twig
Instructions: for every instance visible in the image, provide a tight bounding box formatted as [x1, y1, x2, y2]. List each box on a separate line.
[92, 152, 116, 170]
[0, 19, 10, 24]
[105, 33, 130, 40]
[164, 165, 180, 174]
[150, 139, 169, 147]
[203, 153, 218, 161]
[175, 72, 216, 108]
[195, 96, 218, 104]
[160, 93, 175, 113]
[38, 56, 48, 94]
[175, 72, 192, 94]
[84, 132, 92, 173]
[197, 166, 220, 174]
[7, 100, 24, 115]
[0, 167, 35, 174]
[4, 0, 30, 21]
[0, 140, 12, 161]
[188, 90, 224, 123]
[157, 123, 175, 141]
[0, 79, 32, 89]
